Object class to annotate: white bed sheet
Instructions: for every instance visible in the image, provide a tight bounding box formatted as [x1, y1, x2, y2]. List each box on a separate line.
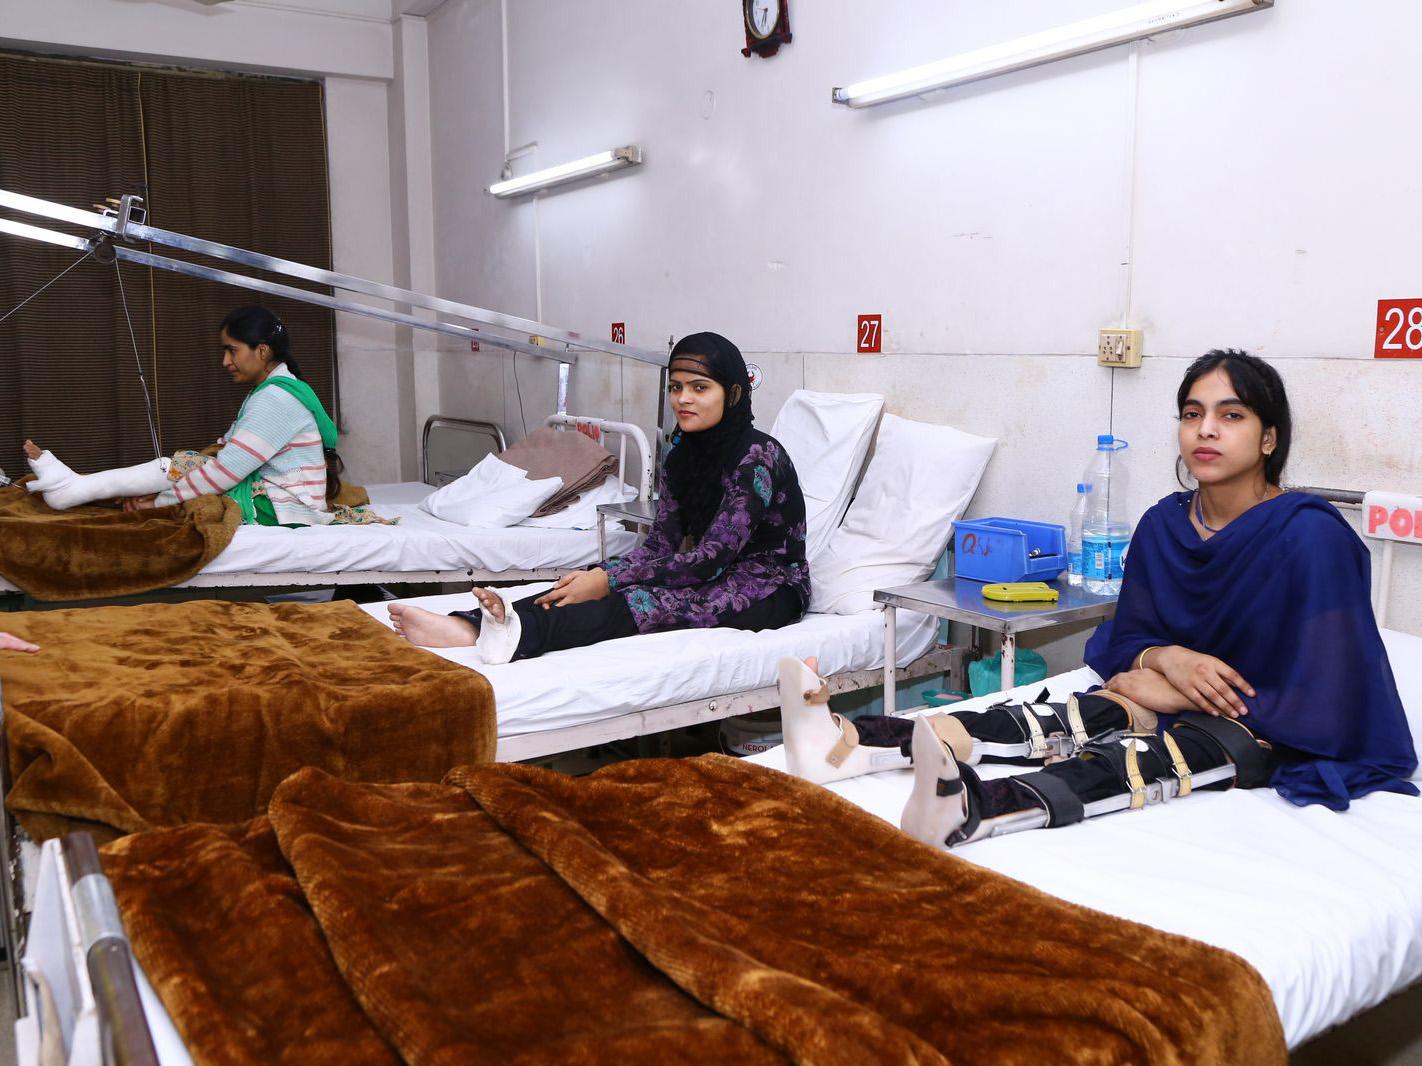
[197, 481, 638, 576]
[360, 587, 937, 737]
[748, 661, 1422, 1049]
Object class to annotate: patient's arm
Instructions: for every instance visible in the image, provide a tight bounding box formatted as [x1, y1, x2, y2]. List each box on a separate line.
[1145, 646, 1254, 718]
[1103, 669, 1204, 716]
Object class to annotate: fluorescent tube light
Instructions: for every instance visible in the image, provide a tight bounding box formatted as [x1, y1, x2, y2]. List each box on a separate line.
[832, 0, 1272, 108]
[487, 146, 643, 199]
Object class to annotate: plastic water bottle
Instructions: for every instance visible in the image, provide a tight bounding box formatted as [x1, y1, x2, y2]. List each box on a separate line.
[1082, 435, 1131, 596]
[1066, 483, 1088, 587]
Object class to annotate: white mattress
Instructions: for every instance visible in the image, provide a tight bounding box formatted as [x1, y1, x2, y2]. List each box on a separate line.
[748, 660, 1422, 1049]
[359, 587, 938, 738]
[197, 481, 638, 576]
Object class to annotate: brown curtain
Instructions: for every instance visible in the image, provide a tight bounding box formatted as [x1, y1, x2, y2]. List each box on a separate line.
[0, 52, 335, 481]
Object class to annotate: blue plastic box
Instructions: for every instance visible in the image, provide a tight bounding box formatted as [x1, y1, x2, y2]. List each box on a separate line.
[952, 517, 1067, 583]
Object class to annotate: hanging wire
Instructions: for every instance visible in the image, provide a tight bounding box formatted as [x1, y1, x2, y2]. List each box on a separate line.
[111, 258, 163, 460]
[0, 250, 93, 327]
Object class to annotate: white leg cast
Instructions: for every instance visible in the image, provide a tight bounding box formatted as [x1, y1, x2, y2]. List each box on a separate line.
[779, 657, 912, 785]
[474, 589, 523, 665]
[28, 453, 171, 510]
[900, 717, 969, 849]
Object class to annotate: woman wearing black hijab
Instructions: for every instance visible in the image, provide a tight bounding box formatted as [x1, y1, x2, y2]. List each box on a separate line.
[389, 332, 809, 662]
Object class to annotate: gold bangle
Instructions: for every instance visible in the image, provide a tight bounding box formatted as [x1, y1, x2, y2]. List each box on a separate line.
[1134, 646, 1162, 672]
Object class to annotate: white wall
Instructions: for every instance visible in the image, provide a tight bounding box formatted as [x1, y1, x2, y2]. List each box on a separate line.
[2, 0, 419, 482]
[425, 0, 1422, 640]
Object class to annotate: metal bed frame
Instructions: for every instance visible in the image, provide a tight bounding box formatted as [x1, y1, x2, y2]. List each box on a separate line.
[0, 413, 654, 598]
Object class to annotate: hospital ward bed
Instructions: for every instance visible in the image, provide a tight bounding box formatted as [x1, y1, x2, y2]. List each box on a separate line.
[14, 634, 1421, 1064]
[0, 414, 652, 598]
[11, 493, 1421, 1062]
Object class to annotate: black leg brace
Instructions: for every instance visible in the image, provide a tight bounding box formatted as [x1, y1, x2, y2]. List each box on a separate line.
[851, 689, 1132, 759]
[987, 714, 1278, 826]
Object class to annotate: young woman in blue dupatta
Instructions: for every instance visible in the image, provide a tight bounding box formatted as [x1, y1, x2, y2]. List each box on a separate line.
[781, 350, 1416, 848]
[1082, 349, 1417, 811]
[22, 306, 340, 526]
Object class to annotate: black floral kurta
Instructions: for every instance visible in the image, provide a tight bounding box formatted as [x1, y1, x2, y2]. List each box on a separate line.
[605, 431, 808, 632]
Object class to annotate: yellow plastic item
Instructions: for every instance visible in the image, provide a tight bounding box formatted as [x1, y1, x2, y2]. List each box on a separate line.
[981, 582, 1060, 604]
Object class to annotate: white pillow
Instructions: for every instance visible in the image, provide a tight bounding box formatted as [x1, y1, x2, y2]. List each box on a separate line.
[1381, 628, 1422, 781]
[770, 390, 883, 564]
[420, 454, 563, 528]
[810, 414, 996, 615]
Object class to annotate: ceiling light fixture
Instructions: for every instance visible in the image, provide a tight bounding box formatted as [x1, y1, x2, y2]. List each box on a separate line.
[832, 0, 1272, 108]
[488, 146, 643, 199]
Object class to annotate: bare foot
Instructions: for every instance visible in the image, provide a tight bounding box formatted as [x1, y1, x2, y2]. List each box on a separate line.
[472, 586, 506, 623]
[388, 603, 478, 647]
[22, 440, 41, 461]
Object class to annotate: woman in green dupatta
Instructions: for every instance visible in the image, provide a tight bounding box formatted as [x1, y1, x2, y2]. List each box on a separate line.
[23, 306, 340, 526]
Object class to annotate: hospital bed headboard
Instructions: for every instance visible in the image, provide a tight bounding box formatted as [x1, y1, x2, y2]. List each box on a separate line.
[545, 414, 655, 503]
[421, 416, 507, 486]
[1292, 485, 1421, 629]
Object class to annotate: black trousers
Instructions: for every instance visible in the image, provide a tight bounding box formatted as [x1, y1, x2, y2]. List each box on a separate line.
[452, 584, 804, 662]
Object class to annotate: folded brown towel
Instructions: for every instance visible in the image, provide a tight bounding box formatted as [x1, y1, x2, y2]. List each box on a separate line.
[499, 426, 616, 517]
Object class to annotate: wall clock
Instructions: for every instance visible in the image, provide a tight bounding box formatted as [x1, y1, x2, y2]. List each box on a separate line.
[742, 0, 791, 58]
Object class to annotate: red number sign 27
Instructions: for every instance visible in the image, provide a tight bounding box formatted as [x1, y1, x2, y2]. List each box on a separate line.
[1375, 299, 1422, 358]
[857, 314, 882, 353]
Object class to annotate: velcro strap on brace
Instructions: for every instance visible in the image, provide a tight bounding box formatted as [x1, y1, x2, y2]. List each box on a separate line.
[1161, 731, 1193, 798]
[1171, 713, 1273, 789]
[1011, 769, 1086, 827]
[825, 714, 858, 769]
[1123, 734, 1149, 809]
[945, 760, 985, 845]
[1080, 733, 1157, 808]
[1064, 695, 1090, 749]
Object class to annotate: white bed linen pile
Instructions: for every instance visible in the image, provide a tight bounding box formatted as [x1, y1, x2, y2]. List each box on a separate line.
[360, 587, 936, 737]
[198, 481, 638, 575]
[748, 631, 1422, 1049]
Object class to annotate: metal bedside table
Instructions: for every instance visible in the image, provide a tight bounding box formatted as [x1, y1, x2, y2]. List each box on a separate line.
[874, 579, 1118, 711]
[596, 499, 659, 561]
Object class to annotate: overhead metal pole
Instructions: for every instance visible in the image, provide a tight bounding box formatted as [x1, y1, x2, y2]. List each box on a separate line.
[0, 188, 666, 368]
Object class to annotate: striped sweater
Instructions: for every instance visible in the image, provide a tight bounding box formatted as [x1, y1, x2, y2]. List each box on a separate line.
[154, 364, 333, 525]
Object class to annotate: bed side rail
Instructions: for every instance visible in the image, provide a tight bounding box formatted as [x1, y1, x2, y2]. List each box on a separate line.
[544, 415, 655, 503]
[17, 833, 159, 1066]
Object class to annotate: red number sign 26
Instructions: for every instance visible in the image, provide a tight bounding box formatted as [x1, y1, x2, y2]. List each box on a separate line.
[1375, 300, 1422, 358]
[611, 322, 626, 344]
[857, 314, 882, 353]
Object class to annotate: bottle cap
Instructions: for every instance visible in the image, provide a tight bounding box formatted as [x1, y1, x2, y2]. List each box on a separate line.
[1096, 434, 1114, 447]
[1076, 483, 1089, 493]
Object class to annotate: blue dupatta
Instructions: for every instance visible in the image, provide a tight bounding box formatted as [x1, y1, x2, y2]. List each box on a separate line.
[1085, 491, 1417, 810]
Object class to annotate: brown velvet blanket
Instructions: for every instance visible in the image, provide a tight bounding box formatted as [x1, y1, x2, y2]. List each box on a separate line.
[0, 600, 495, 843]
[0, 481, 240, 601]
[102, 758, 1286, 1065]
[499, 425, 617, 517]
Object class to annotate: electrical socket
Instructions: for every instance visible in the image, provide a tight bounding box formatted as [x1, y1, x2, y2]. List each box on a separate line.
[1098, 328, 1143, 368]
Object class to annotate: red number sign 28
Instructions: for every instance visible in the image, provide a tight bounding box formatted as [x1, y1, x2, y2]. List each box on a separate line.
[1375, 300, 1422, 358]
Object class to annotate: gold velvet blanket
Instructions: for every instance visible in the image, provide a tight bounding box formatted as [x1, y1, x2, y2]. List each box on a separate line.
[0, 481, 240, 601]
[102, 758, 1286, 1065]
[1, 600, 495, 843]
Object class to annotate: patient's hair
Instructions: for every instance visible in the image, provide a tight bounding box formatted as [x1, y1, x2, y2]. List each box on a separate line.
[1176, 349, 1292, 485]
[220, 305, 306, 382]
